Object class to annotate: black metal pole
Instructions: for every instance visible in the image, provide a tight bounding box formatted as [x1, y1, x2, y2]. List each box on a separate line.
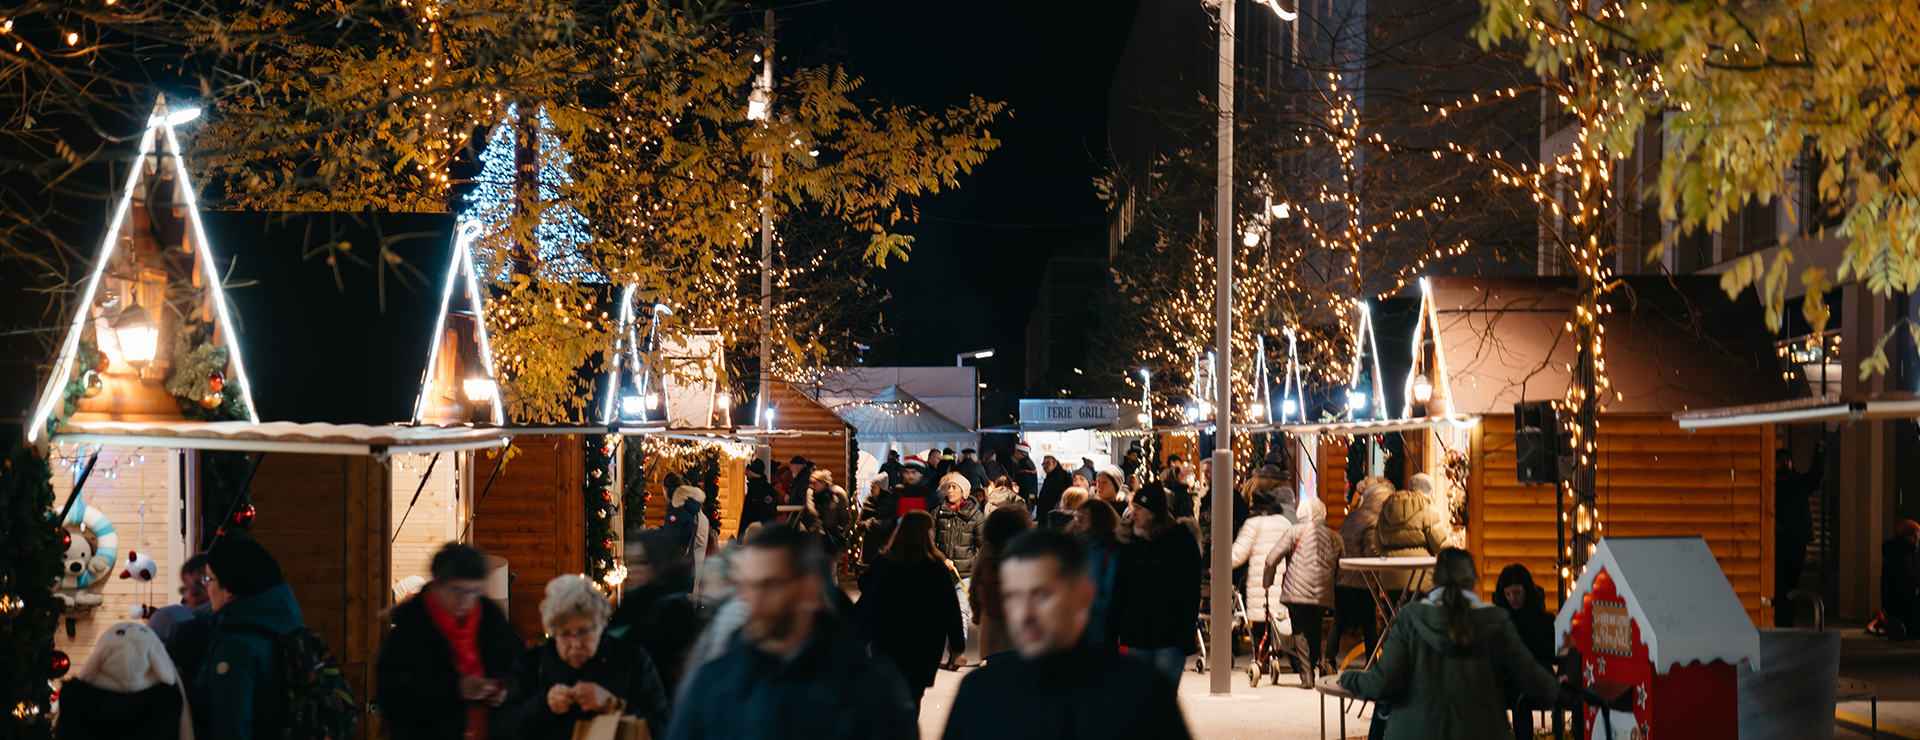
[208, 452, 267, 548]
[54, 451, 102, 523]
[459, 448, 510, 542]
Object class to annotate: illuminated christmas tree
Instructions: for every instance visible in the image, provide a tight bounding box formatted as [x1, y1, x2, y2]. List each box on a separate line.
[461, 105, 603, 282]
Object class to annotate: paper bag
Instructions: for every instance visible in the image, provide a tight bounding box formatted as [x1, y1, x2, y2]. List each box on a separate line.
[569, 699, 651, 740]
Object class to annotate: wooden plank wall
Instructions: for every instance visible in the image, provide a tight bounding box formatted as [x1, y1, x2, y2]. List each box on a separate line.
[389, 452, 457, 598]
[1316, 437, 1352, 532]
[47, 447, 181, 677]
[1470, 414, 1773, 625]
[471, 437, 583, 639]
[769, 382, 851, 485]
[248, 453, 387, 740]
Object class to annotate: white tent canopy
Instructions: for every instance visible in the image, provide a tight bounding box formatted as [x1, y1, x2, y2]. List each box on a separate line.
[831, 385, 974, 444]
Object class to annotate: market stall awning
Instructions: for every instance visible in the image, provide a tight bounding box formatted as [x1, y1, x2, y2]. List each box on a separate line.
[53, 420, 510, 458]
[1674, 393, 1920, 429]
[829, 385, 975, 442]
[1244, 414, 1482, 436]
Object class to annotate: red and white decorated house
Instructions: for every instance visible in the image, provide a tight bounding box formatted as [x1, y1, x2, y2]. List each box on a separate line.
[1556, 536, 1761, 740]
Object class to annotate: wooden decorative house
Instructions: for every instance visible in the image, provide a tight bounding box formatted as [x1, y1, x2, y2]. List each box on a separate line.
[1558, 536, 1761, 740]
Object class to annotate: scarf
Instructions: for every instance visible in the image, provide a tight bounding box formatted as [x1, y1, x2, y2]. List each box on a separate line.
[423, 590, 490, 740]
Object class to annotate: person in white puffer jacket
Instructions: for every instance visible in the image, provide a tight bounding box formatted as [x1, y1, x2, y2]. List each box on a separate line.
[1230, 487, 1296, 661]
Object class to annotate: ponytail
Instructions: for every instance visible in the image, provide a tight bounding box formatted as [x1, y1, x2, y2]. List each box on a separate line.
[1433, 547, 1479, 654]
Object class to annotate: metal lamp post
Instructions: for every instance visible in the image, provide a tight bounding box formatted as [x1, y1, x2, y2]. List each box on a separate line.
[1205, 0, 1292, 696]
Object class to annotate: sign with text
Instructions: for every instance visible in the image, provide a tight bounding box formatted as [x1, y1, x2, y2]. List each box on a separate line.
[1018, 399, 1130, 431]
[1592, 599, 1634, 657]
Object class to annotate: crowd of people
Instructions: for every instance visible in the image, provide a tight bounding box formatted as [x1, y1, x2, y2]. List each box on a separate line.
[52, 443, 1598, 740]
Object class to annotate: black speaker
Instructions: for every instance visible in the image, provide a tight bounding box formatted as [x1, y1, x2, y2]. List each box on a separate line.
[1514, 401, 1558, 485]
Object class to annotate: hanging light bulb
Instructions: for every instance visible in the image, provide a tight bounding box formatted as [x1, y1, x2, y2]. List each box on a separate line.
[1412, 374, 1433, 403]
[110, 305, 159, 366]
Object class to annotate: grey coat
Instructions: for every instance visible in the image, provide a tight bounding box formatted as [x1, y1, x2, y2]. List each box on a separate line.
[1337, 484, 1391, 589]
[1263, 521, 1343, 609]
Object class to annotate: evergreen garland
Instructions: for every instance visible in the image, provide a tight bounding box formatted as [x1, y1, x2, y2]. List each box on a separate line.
[0, 445, 65, 736]
[584, 436, 616, 586]
[619, 443, 648, 535]
[166, 322, 255, 546]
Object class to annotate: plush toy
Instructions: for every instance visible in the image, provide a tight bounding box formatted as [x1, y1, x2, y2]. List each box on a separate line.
[120, 550, 157, 582]
[56, 499, 117, 614]
[65, 622, 194, 740]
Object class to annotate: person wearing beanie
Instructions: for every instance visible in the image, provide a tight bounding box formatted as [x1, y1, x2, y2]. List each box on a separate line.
[738, 458, 781, 539]
[1884, 520, 1920, 639]
[1107, 483, 1202, 690]
[191, 538, 302, 740]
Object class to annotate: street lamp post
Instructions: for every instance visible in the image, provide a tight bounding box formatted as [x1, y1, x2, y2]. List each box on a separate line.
[1204, 0, 1291, 696]
[750, 10, 775, 467]
[955, 348, 995, 367]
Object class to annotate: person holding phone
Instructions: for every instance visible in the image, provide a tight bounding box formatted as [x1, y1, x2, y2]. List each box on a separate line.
[378, 544, 524, 740]
[496, 575, 669, 740]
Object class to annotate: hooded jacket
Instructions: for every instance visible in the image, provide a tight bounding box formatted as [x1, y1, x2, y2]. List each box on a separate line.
[608, 577, 698, 698]
[664, 614, 917, 740]
[932, 498, 986, 578]
[984, 485, 1024, 519]
[1230, 512, 1294, 621]
[1337, 484, 1392, 589]
[941, 638, 1192, 740]
[737, 474, 781, 538]
[1263, 516, 1343, 609]
[1372, 490, 1449, 590]
[493, 635, 670, 740]
[377, 593, 524, 740]
[664, 485, 708, 555]
[189, 584, 301, 740]
[1037, 466, 1074, 517]
[1338, 596, 1560, 740]
[57, 622, 190, 740]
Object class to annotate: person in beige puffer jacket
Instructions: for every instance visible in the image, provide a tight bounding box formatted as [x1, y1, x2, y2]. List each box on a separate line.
[1263, 496, 1343, 687]
[1371, 473, 1450, 596]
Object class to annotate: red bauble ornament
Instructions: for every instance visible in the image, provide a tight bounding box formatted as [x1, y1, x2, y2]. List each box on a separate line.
[208, 371, 225, 393]
[602, 491, 613, 501]
[232, 504, 256, 527]
[57, 527, 71, 548]
[50, 651, 70, 679]
[602, 539, 613, 550]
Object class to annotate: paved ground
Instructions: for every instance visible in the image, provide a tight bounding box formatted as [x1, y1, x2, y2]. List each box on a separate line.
[1836, 626, 1920, 739]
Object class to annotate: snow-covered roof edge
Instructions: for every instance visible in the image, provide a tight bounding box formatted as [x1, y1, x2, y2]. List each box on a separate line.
[1552, 536, 1762, 674]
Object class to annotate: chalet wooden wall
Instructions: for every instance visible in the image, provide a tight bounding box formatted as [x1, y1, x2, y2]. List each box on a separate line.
[1316, 438, 1351, 532]
[768, 382, 851, 484]
[471, 437, 583, 639]
[247, 453, 387, 740]
[1469, 414, 1773, 625]
[47, 449, 182, 680]
[389, 452, 458, 596]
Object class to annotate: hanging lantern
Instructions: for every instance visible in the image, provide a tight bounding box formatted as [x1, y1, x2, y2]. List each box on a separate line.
[232, 504, 256, 527]
[49, 651, 69, 679]
[110, 305, 159, 366]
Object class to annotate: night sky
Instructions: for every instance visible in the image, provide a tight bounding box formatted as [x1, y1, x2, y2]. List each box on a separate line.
[776, 0, 1139, 421]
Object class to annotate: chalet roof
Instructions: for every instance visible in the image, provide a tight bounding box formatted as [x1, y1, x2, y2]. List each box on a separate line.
[204, 211, 458, 424]
[830, 385, 974, 442]
[1430, 276, 1792, 414]
[1554, 536, 1762, 673]
[53, 419, 508, 458]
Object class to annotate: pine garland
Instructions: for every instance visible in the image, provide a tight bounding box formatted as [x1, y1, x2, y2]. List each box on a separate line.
[0, 446, 64, 737]
[619, 443, 648, 535]
[584, 436, 617, 587]
[166, 322, 255, 546]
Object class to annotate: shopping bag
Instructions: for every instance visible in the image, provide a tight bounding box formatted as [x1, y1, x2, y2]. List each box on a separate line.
[569, 699, 651, 740]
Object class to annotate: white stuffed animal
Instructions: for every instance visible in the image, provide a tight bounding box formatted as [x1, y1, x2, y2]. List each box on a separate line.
[73, 622, 195, 740]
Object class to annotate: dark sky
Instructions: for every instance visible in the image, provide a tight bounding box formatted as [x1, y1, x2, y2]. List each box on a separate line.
[774, 0, 1138, 418]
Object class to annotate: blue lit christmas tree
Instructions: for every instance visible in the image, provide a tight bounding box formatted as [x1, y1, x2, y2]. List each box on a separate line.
[461, 105, 604, 281]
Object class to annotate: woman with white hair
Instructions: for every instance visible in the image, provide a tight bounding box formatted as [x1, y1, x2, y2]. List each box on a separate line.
[1262, 496, 1344, 687]
[494, 576, 669, 740]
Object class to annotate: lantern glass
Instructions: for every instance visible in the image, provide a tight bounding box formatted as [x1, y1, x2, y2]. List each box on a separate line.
[1413, 374, 1433, 403]
[111, 306, 159, 366]
[463, 378, 497, 403]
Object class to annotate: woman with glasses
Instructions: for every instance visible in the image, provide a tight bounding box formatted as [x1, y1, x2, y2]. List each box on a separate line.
[378, 544, 524, 740]
[494, 575, 669, 740]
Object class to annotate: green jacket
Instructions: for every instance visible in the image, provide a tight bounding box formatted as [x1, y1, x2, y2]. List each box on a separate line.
[1339, 597, 1559, 740]
[190, 584, 302, 740]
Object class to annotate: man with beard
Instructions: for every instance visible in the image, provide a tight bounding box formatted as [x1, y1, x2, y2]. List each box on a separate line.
[941, 530, 1192, 740]
[666, 525, 916, 739]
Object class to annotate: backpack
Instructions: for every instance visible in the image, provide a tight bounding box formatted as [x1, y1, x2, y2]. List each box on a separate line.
[243, 625, 359, 740]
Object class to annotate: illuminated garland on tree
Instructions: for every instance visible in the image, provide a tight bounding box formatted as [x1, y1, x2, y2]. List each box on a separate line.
[462, 104, 604, 283]
[0, 446, 64, 730]
[620, 441, 650, 538]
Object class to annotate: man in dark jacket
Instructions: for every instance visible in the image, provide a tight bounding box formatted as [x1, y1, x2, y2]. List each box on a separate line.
[982, 449, 1006, 484]
[1036, 455, 1073, 517]
[378, 544, 524, 740]
[1776, 440, 1825, 626]
[957, 448, 989, 491]
[943, 529, 1192, 740]
[609, 531, 699, 697]
[881, 449, 905, 488]
[158, 554, 215, 686]
[190, 538, 299, 740]
[1011, 443, 1040, 501]
[666, 525, 917, 739]
[737, 459, 781, 538]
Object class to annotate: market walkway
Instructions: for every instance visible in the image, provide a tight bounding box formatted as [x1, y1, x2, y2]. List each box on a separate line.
[1838, 626, 1920, 739]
